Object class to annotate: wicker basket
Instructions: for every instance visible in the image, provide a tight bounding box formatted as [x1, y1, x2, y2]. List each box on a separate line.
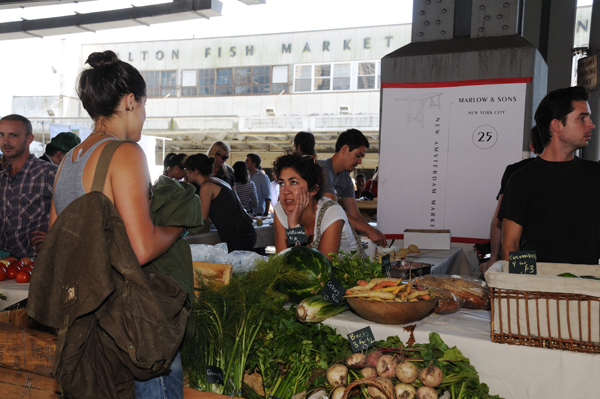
[486, 261, 600, 353]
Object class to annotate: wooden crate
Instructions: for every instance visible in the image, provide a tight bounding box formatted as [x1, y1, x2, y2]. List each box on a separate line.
[0, 322, 56, 376]
[0, 308, 29, 328]
[193, 262, 232, 289]
[0, 367, 60, 399]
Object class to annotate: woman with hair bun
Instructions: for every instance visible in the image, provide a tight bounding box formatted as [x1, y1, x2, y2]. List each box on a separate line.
[48, 50, 189, 399]
[293, 131, 316, 158]
[273, 153, 359, 259]
[184, 153, 256, 252]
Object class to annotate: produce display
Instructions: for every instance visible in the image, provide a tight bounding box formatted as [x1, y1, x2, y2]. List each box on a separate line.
[279, 247, 333, 302]
[0, 256, 34, 283]
[181, 250, 503, 399]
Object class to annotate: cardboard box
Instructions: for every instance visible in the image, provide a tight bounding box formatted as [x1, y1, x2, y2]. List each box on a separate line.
[403, 229, 451, 250]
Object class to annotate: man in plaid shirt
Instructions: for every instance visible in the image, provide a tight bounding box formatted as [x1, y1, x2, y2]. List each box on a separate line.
[0, 114, 57, 259]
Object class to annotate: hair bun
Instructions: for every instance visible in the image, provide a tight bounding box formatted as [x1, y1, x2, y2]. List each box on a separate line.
[86, 50, 119, 69]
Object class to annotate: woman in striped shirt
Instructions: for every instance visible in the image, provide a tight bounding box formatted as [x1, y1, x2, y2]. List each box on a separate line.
[232, 161, 258, 214]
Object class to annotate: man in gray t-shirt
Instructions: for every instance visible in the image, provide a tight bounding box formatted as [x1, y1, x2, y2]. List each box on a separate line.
[319, 129, 386, 246]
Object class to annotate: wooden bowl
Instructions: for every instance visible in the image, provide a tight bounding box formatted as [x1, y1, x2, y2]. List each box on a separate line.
[346, 297, 438, 325]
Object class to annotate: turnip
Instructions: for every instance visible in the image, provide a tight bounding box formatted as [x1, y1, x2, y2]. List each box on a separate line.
[326, 364, 348, 387]
[366, 377, 395, 399]
[419, 364, 443, 387]
[346, 352, 368, 368]
[376, 354, 398, 378]
[366, 350, 383, 367]
[395, 360, 419, 383]
[395, 383, 417, 399]
[416, 386, 438, 399]
[360, 367, 378, 378]
[330, 386, 346, 399]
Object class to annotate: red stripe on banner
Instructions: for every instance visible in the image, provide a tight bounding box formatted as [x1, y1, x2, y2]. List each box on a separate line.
[384, 234, 489, 244]
[382, 77, 533, 89]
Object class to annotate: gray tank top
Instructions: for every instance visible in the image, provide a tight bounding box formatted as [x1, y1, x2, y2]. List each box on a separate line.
[54, 138, 117, 216]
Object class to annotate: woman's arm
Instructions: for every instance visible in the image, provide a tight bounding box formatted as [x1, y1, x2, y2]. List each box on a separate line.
[316, 219, 343, 260]
[108, 143, 182, 265]
[199, 183, 214, 225]
[274, 212, 289, 253]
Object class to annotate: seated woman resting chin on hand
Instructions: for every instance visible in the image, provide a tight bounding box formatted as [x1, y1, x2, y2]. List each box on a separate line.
[273, 153, 359, 260]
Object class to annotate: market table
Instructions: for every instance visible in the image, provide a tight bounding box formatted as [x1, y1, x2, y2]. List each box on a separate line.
[0, 280, 29, 311]
[323, 308, 600, 399]
[185, 223, 275, 248]
[408, 247, 471, 276]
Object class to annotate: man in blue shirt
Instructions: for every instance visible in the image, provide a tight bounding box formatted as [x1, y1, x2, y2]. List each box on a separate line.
[246, 153, 271, 216]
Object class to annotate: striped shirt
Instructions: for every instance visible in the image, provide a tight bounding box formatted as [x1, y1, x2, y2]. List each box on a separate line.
[250, 171, 271, 215]
[234, 181, 258, 213]
[0, 155, 57, 259]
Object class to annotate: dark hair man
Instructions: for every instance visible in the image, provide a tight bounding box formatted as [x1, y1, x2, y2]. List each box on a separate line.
[319, 129, 386, 246]
[498, 86, 598, 264]
[40, 132, 81, 165]
[0, 114, 57, 258]
[246, 153, 271, 216]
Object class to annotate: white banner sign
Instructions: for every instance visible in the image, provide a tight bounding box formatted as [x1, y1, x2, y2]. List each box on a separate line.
[378, 79, 530, 241]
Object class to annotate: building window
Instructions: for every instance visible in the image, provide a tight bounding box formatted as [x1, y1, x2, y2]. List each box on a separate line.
[294, 61, 380, 93]
[180, 65, 289, 97]
[142, 70, 177, 97]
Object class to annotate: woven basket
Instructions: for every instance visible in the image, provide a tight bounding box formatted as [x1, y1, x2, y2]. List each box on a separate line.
[340, 378, 394, 399]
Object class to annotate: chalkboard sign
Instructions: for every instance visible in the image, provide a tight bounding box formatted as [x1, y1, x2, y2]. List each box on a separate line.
[347, 326, 377, 353]
[206, 365, 224, 385]
[286, 226, 308, 246]
[320, 276, 346, 305]
[381, 254, 391, 276]
[508, 250, 537, 275]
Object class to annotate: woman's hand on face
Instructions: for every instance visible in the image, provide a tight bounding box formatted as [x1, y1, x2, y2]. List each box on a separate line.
[287, 187, 310, 227]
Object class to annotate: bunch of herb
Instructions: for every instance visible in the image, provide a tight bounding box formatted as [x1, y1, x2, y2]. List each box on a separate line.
[245, 307, 353, 398]
[182, 255, 307, 396]
[329, 250, 384, 288]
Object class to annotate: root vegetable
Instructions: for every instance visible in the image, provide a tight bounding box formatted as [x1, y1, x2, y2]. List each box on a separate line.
[360, 367, 378, 378]
[376, 354, 398, 378]
[346, 353, 368, 368]
[327, 364, 348, 387]
[419, 364, 443, 387]
[395, 360, 419, 383]
[367, 377, 395, 399]
[330, 386, 346, 399]
[395, 383, 417, 399]
[366, 350, 383, 367]
[416, 386, 438, 399]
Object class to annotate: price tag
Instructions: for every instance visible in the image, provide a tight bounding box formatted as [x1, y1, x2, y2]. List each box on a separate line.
[381, 254, 391, 276]
[286, 226, 308, 246]
[320, 276, 346, 305]
[508, 250, 537, 275]
[206, 365, 224, 385]
[347, 326, 377, 353]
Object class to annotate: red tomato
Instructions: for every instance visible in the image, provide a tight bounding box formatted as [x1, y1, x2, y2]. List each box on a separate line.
[0, 268, 6, 281]
[27, 261, 34, 268]
[15, 270, 31, 283]
[20, 265, 33, 274]
[6, 265, 20, 279]
[3, 256, 17, 263]
[8, 260, 23, 269]
[20, 256, 32, 265]
[0, 263, 7, 273]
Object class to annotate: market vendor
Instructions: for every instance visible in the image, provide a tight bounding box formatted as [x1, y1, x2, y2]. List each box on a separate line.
[273, 152, 361, 259]
[0, 114, 57, 259]
[499, 86, 599, 264]
[318, 129, 386, 246]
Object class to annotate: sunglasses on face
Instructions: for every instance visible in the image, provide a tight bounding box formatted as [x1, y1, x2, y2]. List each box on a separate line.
[217, 153, 229, 161]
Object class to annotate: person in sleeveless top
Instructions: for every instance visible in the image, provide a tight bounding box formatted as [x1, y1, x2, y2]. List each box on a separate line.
[50, 50, 185, 399]
[272, 153, 358, 260]
[184, 154, 257, 252]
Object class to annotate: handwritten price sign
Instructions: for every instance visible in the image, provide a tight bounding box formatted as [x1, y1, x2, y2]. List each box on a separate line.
[320, 276, 346, 305]
[347, 326, 377, 353]
[508, 250, 537, 275]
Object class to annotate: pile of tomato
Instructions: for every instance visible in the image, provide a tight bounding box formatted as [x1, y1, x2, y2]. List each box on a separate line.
[0, 256, 34, 283]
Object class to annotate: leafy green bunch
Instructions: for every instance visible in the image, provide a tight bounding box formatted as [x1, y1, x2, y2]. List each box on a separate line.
[329, 250, 384, 288]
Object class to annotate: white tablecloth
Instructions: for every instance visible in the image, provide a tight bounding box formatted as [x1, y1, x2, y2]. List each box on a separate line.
[0, 280, 29, 311]
[323, 309, 600, 399]
[404, 247, 472, 276]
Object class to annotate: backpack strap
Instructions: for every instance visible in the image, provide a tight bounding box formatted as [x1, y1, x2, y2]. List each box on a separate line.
[91, 140, 126, 193]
